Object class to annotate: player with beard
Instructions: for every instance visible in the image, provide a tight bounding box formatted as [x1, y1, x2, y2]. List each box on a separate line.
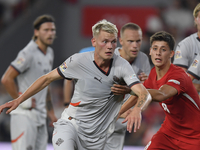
[1, 15, 57, 150]
[0, 19, 152, 150]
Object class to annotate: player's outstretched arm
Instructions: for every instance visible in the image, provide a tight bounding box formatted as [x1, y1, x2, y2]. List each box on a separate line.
[0, 69, 62, 114]
[148, 84, 177, 102]
[121, 83, 152, 133]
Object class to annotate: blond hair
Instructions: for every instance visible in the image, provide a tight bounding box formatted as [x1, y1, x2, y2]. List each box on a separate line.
[92, 19, 118, 37]
[193, 3, 200, 18]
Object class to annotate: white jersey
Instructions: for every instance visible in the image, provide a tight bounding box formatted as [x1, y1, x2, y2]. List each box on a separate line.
[115, 47, 151, 101]
[115, 47, 151, 76]
[57, 51, 140, 148]
[10, 40, 54, 125]
[187, 54, 200, 80]
[173, 32, 200, 86]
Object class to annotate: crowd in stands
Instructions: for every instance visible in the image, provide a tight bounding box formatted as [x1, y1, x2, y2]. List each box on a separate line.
[0, 0, 37, 33]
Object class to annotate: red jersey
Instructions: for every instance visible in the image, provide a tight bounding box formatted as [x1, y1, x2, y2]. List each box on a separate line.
[144, 64, 200, 145]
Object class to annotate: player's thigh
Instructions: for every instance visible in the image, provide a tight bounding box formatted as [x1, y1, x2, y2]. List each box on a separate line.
[52, 119, 78, 150]
[144, 131, 178, 150]
[104, 119, 126, 150]
[10, 114, 37, 150]
[35, 124, 48, 150]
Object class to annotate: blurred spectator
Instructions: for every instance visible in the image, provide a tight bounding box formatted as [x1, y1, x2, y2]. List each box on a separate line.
[0, 2, 5, 32]
[162, 0, 194, 41]
[0, 0, 36, 33]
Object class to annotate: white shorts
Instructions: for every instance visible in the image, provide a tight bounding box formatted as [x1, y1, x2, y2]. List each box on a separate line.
[104, 118, 127, 150]
[10, 114, 48, 150]
[52, 118, 108, 150]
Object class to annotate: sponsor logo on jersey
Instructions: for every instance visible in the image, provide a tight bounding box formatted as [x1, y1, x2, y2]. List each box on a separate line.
[16, 58, 25, 65]
[94, 77, 102, 83]
[168, 79, 180, 85]
[69, 57, 73, 63]
[129, 74, 137, 79]
[60, 62, 67, 72]
[56, 138, 64, 146]
[175, 50, 182, 59]
[191, 59, 198, 68]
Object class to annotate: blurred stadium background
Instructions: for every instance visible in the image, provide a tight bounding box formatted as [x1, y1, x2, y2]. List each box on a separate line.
[0, 0, 198, 149]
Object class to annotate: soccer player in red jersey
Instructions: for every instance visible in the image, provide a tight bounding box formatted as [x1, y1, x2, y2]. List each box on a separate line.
[118, 31, 200, 149]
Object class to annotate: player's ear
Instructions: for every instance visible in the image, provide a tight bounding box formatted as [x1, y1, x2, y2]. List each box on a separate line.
[34, 29, 39, 38]
[170, 50, 174, 58]
[149, 48, 152, 55]
[91, 37, 96, 47]
[119, 37, 123, 45]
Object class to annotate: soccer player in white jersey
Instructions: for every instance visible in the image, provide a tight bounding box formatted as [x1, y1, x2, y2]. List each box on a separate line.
[173, 3, 200, 97]
[1, 15, 57, 150]
[0, 19, 152, 150]
[63, 23, 151, 150]
[105, 23, 151, 150]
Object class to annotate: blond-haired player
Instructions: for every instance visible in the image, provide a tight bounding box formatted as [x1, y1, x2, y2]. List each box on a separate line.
[0, 19, 152, 150]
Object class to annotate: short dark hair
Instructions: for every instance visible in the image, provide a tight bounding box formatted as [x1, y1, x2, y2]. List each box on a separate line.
[150, 31, 175, 50]
[120, 23, 142, 38]
[32, 14, 55, 40]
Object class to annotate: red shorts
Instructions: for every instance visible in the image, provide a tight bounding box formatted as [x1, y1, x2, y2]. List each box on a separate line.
[144, 131, 199, 150]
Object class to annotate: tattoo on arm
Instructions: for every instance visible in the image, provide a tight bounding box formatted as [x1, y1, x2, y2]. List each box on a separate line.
[137, 94, 147, 107]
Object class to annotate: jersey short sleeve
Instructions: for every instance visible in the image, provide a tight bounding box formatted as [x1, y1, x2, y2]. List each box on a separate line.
[57, 53, 80, 80]
[165, 75, 185, 95]
[173, 41, 191, 68]
[143, 65, 186, 95]
[187, 54, 200, 80]
[11, 50, 32, 73]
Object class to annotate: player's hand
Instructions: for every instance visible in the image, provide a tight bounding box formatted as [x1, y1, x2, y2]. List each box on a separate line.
[122, 107, 141, 133]
[0, 99, 20, 114]
[31, 98, 36, 108]
[111, 84, 131, 95]
[48, 114, 57, 127]
[138, 72, 148, 83]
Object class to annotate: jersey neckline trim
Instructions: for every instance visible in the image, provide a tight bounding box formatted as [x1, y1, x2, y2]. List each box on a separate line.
[93, 59, 113, 76]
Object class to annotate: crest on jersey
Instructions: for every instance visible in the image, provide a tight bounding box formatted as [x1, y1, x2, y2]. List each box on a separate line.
[174, 50, 182, 59]
[16, 58, 25, 65]
[129, 74, 137, 79]
[168, 79, 180, 85]
[60, 62, 67, 72]
[191, 59, 198, 68]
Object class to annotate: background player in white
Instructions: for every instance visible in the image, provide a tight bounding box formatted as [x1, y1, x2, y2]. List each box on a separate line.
[173, 3, 200, 97]
[105, 23, 151, 150]
[1, 15, 57, 150]
[0, 19, 152, 150]
[63, 23, 151, 150]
